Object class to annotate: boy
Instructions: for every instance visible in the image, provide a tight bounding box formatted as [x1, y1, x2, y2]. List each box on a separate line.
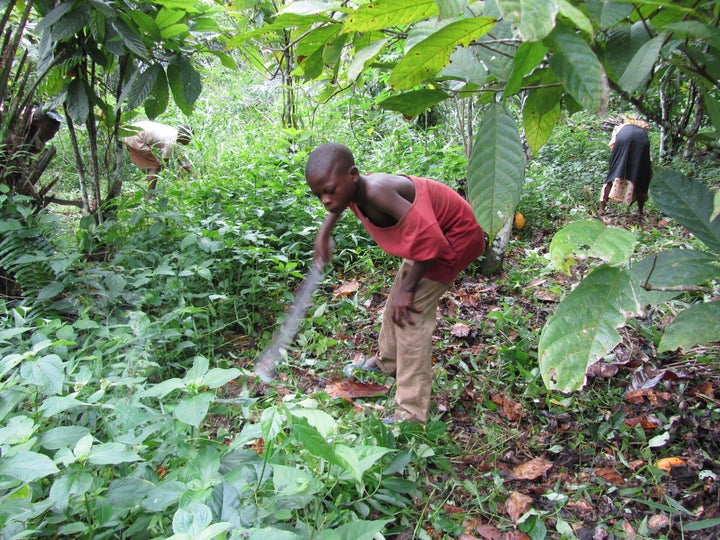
[305, 143, 485, 423]
[124, 121, 193, 194]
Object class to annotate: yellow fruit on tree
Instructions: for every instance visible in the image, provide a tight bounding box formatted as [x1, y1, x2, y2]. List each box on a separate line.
[513, 212, 525, 229]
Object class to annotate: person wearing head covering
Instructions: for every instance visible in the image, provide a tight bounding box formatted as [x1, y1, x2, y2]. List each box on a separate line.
[123, 121, 192, 195]
[599, 118, 652, 218]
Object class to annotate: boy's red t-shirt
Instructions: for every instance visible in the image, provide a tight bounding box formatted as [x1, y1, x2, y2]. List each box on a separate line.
[349, 175, 485, 283]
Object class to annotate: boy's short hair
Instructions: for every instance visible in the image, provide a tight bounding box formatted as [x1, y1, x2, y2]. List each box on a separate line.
[306, 143, 355, 178]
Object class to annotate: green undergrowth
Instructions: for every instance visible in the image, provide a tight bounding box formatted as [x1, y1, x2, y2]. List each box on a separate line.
[2, 91, 719, 540]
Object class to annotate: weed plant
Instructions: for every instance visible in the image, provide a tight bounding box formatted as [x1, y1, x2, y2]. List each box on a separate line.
[1, 70, 719, 539]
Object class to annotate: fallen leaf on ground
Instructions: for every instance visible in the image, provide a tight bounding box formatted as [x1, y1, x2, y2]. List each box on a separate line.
[491, 393, 526, 421]
[333, 280, 360, 297]
[450, 322, 471, 337]
[505, 491, 533, 523]
[648, 514, 670, 531]
[595, 467, 625, 485]
[325, 380, 390, 399]
[509, 457, 553, 480]
[655, 457, 686, 472]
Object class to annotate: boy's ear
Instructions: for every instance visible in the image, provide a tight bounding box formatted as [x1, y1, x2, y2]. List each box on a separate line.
[349, 165, 359, 177]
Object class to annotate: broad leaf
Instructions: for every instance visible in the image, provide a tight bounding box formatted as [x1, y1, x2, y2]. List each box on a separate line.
[0, 450, 59, 482]
[168, 56, 202, 116]
[88, 442, 143, 465]
[144, 68, 170, 119]
[66, 78, 90, 124]
[348, 38, 389, 81]
[618, 34, 664, 94]
[438, 46, 486, 87]
[658, 301, 720, 353]
[629, 248, 719, 306]
[389, 17, 495, 90]
[468, 103, 526, 242]
[523, 82, 562, 153]
[547, 25, 605, 111]
[49, 471, 94, 511]
[650, 169, 720, 254]
[342, 0, 438, 33]
[174, 393, 215, 427]
[549, 220, 637, 275]
[315, 519, 392, 540]
[539, 265, 642, 391]
[377, 89, 450, 116]
[503, 40, 548, 99]
[497, 0, 559, 41]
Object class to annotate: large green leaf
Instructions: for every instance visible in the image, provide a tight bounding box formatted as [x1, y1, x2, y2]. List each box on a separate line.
[629, 248, 719, 306]
[144, 68, 169, 119]
[467, 103, 525, 242]
[377, 89, 450, 116]
[502, 40, 548, 99]
[650, 169, 720, 254]
[547, 25, 604, 111]
[348, 38, 389, 81]
[66, 78, 90, 124]
[168, 56, 202, 116]
[126, 65, 163, 115]
[522, 80, 562, 153]
[388, 17, 495, 90]
[618, 34, 664, 94]
[603, 22, 653, 81]
[174, 393, 215, 427]
[0, 450, 59, 482]
[549, 220, 637, 275]
[342, 0, 438, 33]
[497, 0, 559, 41]
[658, 300, 720, 352]
[539, 265, 642, 392]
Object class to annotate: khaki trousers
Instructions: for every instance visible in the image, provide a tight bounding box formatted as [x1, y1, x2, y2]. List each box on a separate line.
[375, 260, 450, 423]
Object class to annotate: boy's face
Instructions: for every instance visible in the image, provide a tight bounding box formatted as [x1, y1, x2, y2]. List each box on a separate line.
[306, 163, 358, 214]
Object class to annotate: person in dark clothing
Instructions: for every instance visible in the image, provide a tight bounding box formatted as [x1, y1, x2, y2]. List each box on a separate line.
[599, 120, 652, 218]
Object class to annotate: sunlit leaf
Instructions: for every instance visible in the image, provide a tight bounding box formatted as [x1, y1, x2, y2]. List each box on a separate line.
[539, 265, 642, 392]
[342, 0, 438, 33]
[549, 220, 637, 275]
[174, 393, 214, 427]
[523, 82, 562, 153]
[389, 17, 495, 90]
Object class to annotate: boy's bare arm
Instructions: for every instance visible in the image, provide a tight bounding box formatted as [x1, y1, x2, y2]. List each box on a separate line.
[314, 211, 342, 266]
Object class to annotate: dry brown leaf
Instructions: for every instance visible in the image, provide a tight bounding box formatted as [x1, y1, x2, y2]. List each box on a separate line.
[510, 457, 553, 480]
[450, 322, 471, 338]
[648, 514, 670, 531]
[474, 525, 501, 540]
[505, 491, 533, 523]
[565, 499, 593, 514]
[622, 519, 637, 539]
[595, 467, 626, 485]
[458, 535, 480, 540]
[490, 393, 526, 421]
[533, 289, 557, 302]
[333, 280, 360, 297]
[325, 380, 390, 399]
